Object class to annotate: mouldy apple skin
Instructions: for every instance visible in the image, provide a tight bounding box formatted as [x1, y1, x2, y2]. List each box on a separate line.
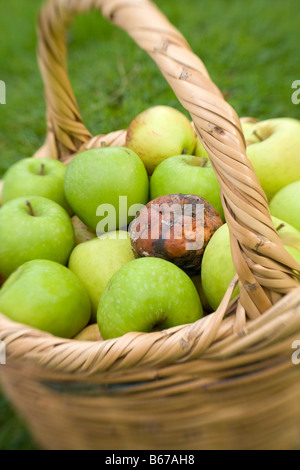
[129, 193, 223, 276]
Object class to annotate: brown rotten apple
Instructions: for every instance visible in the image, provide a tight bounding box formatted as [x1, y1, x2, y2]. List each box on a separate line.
[129, 193, 223, 276]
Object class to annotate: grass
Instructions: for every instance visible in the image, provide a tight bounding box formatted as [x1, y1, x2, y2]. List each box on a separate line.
[0, 0, 299, 450]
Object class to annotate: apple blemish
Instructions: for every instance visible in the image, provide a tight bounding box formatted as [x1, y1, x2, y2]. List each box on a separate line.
[130, 193, 223, 276]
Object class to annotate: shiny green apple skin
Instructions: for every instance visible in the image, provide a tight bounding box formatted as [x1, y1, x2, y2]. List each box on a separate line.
[0, 196, 75, 280]
[68, 231, 134, 322]
[64, 147, 149, 232]
[271, 216, 300, 265]
[150, 154, 224, 220]
[97, 257, 203, 340]
[0, 259, 91, 338]
[245, 118, 300, 201]
[201, 223, 237, 311]
[2, 157, 72, 214]
[269, 181, 300, 232]
[126, 106, 196, 175]
[201, 217, 300, 311]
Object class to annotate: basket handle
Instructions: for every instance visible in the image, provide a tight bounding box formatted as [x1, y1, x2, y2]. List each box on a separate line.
[32, 0, 300, 318]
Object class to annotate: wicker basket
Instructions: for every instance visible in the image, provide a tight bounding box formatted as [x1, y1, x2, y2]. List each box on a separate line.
[1, 0, 300, 451]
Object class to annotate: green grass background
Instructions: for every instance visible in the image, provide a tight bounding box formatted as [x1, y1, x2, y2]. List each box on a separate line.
[0, 0, 299, 450]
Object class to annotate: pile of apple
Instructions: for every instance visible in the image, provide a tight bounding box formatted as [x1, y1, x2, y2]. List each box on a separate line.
[0, 105, 300, 342]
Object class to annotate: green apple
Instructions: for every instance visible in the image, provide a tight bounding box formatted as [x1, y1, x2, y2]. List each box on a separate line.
[201, 216, 300, 311]
[193, 136, 210, 159]
[150, 154, 224, 220]
[64, 146, 149, 233]
[271, 215, 300, 264]
[201, 223, 237, 311]
[0, 259, 91, 338]
[68, 231, 135, 322]
[240, 117, 261, 146]
[125, 105, 196, 175]
[2, 157, 72, 214]
[244, 118, 300, 200]
[98, 230, 130, 240]
[0, 180, 3, 206]
[71, 215, 97, 246]
[0, 196, 75, 280]
[97, 257, 203, 340]
[269, 181, 300, 232]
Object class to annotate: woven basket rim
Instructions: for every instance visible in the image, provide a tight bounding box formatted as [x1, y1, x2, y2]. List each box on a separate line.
[1, 284, 300, 375]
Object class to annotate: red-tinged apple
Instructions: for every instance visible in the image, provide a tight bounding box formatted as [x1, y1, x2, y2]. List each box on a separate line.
[244, 118, 300, 200]
[125, 105, 196, 175]
[240, 117, 260, 146]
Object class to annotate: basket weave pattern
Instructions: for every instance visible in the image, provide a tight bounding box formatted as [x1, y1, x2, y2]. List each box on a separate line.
[1, 0, 300, 450]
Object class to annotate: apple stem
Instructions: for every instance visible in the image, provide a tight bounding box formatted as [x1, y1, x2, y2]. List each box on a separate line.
[25, 200, 35, 217]
[276, 222, 285, 232]
[253, 129, 263, 142]
[39, 163, 45, 175]
[199, 157, 208, 167]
